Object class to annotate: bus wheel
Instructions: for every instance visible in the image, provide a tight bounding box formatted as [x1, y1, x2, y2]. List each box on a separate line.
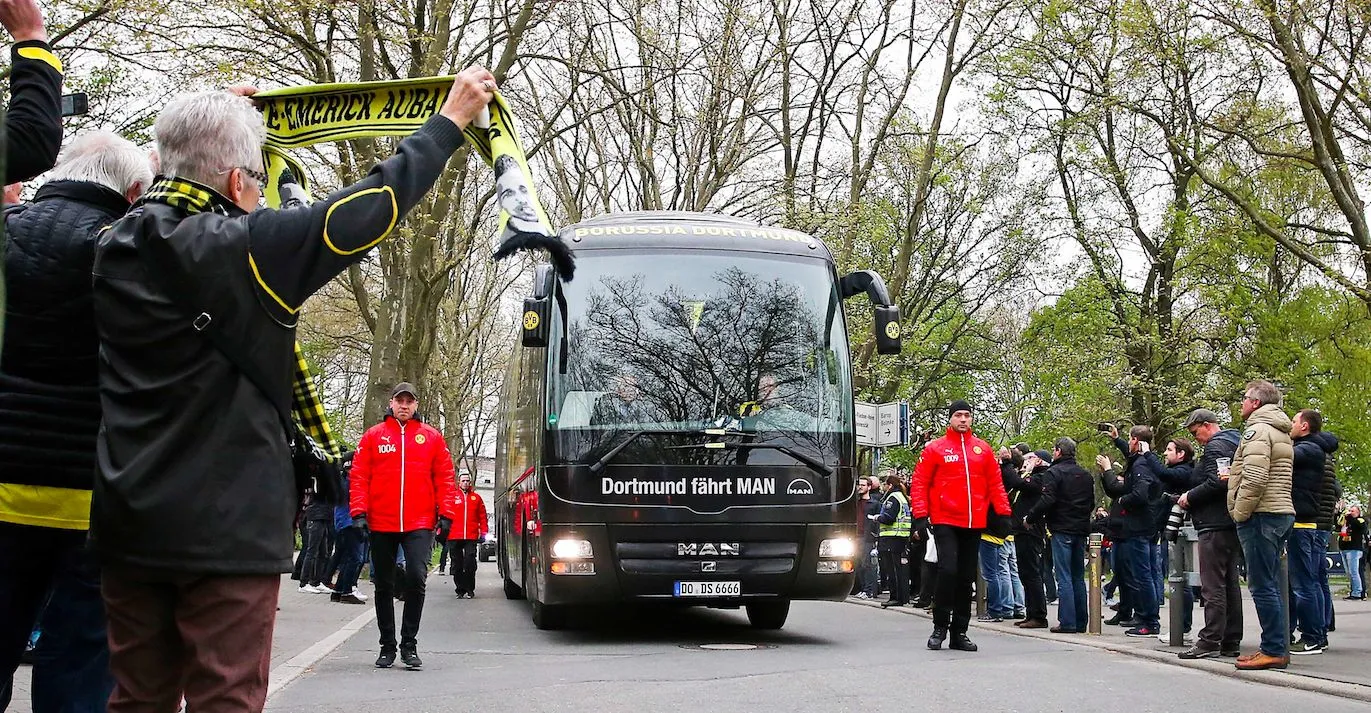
[745, 600, 790, 630]
[531, 601, 566, 630]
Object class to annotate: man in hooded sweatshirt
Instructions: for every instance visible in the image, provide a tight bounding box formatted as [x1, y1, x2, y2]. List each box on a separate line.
[1228, 379, 1295, 670]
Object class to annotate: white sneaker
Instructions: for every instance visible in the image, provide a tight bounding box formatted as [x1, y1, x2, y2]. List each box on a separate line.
[298, 584, 317, 593]
[349, 589, 369, 602]
[314, 585, 336, 594]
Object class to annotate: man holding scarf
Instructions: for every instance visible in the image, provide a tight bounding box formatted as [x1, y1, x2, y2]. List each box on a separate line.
[91, 68, 497, 711]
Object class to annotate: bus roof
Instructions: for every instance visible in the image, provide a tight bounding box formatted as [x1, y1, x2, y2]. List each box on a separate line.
[558, 211, 836, 262]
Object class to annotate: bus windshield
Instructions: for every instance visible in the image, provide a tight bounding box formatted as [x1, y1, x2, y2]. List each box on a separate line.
[547, 249, 853, 465]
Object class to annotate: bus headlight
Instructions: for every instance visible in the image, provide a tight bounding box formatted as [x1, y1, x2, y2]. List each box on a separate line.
[819, 537, 856, 559]
[552, 539, 593, 560]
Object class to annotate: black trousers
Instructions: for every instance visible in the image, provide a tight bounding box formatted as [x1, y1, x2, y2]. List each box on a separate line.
[1015, 533, 1048, 621]
[1041, 536, 1057, 600]
[299, 519, 333, 587]
[450, 540, 479, 594]
[907, 537, 926, 596]
[877, 538, 910, 604]
[1196, 528, 1244, 650]
[369, 530, 433, 649]
[931, 525, 982, 634]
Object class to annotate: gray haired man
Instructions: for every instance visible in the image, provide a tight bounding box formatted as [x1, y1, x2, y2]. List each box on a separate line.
[91, 67, 497, 712]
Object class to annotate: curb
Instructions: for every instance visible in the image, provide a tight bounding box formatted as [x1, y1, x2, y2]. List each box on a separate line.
[266, 607, 377, 701]
[846, 597, 1371, 703]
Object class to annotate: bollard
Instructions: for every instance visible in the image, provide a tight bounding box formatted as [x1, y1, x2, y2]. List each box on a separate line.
[1168, 538, 1185, 646]
[1088, 533, 1103, 635]
[976, 568, 987, 617]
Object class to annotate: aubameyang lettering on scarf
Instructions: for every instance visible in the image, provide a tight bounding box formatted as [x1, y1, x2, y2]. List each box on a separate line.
[264, 88, 450, 132]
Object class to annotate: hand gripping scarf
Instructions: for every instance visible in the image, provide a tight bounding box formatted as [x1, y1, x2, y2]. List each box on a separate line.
[253, 77, 574, 278]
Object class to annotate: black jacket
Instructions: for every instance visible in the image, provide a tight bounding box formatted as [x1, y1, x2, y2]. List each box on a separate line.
[1102, 450, 1159, 539]
[5, 40, 63, 183]
[1026, 456, 1093, 535]
[1318, 433, 1341, 530]
[90, 116, 465, 574]
[1292, 432, 1334, 524]
[0, 181, 131, 529]
[1008, 462, 1047, 536]
[1184, 429, 1240, 533]
[1142, 453, 1193, 532]
[861, 496, 882, 542]
[1341, 515, 1368, 551]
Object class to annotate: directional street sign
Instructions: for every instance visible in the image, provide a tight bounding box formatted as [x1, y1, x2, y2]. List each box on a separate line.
[855, 401, 878, 446]
[875, 402, 901, 447]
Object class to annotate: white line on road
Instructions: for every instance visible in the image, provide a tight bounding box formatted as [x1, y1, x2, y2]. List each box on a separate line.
[266, 607, 377, 702]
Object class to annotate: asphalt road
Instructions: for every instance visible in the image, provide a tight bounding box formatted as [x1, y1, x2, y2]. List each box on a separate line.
[266, 567, 1368, 713]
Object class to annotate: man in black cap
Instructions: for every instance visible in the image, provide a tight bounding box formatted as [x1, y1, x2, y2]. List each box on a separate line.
[1176, 408, 1243, 659]
[350, 382, 458, 669]
[910, 400, 1011, 651]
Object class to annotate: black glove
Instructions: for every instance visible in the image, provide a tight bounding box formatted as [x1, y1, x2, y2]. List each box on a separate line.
[437, 516, 453, 533]
[911, 516, 931, 540]
[352, 514, 369, 536]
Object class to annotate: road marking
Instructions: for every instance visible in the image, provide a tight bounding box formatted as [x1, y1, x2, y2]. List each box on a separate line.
[266, 607, 377, 701]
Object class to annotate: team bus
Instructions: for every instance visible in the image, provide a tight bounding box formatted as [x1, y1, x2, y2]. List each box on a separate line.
[494, 212, 901, 630]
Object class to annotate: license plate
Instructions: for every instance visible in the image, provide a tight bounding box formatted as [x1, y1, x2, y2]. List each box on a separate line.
[674, 581, 741, 597]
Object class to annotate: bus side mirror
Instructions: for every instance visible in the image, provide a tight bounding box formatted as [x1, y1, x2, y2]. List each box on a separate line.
[840, 270, 902, 355]
[874, 305, 902, 354]
[522, 297, 550, 347]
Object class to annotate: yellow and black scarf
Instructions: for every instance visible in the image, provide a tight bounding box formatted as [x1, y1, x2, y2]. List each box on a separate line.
[253, 78, 574, 277]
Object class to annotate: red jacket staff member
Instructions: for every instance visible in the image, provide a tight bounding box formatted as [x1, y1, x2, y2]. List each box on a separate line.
[910, 399, 1011, 653]
[350, 382, 457, 670]
[448, 472, 488, 598]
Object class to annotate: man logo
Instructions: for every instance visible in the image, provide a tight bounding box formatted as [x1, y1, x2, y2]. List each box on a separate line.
[702, 561, 717, 572]
[787, 478, 814, 495]
[677, 543, 740, 556]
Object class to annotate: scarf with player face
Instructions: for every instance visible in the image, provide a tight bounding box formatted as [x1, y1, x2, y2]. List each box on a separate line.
[253, 77, 573, 278]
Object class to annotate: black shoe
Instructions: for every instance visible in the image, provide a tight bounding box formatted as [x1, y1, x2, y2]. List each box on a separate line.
[880, 599, 906, 608]
[927, 626, 947, 650]
[330, 593, 342, 602]
[910, 598, 931, 609]
[400, 646, 422, 669]
[375, 648, 396, 668]
[949, 633, 978, 652]
[1220, 649, 1241, 658]
[1178, 645, 1219, 660]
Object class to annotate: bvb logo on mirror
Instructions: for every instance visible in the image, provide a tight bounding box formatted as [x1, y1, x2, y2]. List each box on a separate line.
[885, 322, 900, 339]
[523, 310, 540, 330]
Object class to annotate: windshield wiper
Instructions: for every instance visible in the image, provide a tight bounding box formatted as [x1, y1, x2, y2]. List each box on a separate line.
[587, 428, 754, 475]
[665, 441, 833, 479]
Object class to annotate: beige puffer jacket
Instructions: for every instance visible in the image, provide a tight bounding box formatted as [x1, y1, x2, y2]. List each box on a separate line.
[1228, 404, 1295, 522]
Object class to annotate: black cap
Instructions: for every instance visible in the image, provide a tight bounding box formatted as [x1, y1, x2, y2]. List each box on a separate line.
[1183, 408, 1219, 428]
[948, 399, 973, 418]
[1034, 449, 1053, 463]
[391, 382, 418, 399]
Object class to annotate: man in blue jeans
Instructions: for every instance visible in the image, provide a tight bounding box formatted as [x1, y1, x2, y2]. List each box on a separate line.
[1101, 426, 1162, 638]
[1228, 379, 1296, 670]
[1287, 409, 1336, 654]
[1025, 438, 1094, 634]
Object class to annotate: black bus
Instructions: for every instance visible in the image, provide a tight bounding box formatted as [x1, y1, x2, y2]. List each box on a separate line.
[494, 212, 901, 630]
